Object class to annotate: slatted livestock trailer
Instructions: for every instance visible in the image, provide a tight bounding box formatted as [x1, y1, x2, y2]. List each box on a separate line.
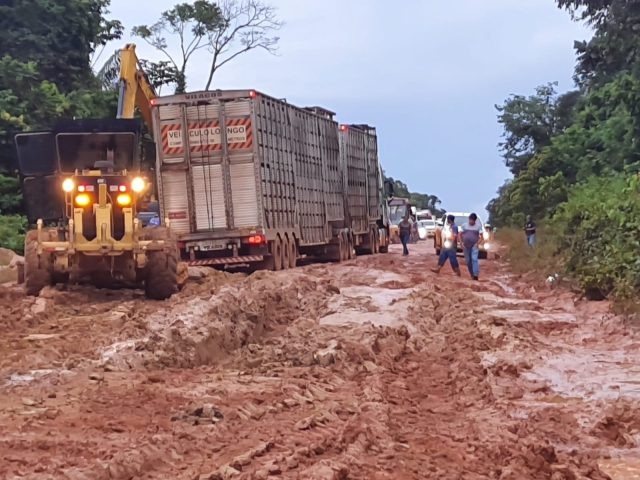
[151, 89, 351, 269]
[338, 123, 390, 254]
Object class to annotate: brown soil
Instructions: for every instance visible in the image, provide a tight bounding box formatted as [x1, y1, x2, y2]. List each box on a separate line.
[0, 243, 638, 479]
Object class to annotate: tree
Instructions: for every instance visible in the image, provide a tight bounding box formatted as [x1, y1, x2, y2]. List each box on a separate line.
[0, 0, 122, 93]
[0, 0, 122, 241]
[96, 50, 181, 95]
[132, 1, 224, 93]
[204, 0, 282, 90]
[496, 83, 580, 176]
[556, 1, 640, 87]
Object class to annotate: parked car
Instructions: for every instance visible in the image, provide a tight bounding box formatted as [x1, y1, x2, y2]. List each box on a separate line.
[417, 218, 436, 240]
[433, 212, 494, 259]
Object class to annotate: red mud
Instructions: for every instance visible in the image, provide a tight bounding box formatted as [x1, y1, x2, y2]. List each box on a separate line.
[0, 243, 638, 479]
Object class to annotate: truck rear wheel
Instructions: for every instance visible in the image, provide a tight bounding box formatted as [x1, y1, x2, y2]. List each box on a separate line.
[372, 227, 380, 254]
[379, 229, 389, 254]
[287, 234, 297, 268]
[24, 230, 52, 296]
[281, 235, 291, 270]
[265, 237, 283, 271]
[143, 227, 179, 300]
[347, 232, 355, 260]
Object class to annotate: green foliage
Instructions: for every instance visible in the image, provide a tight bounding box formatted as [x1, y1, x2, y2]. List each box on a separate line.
[0, 214, 26, 253]
[0, 0, 122, 233]
[0, 0, 123, 93]
[0, 174, 22, 215]
[489, 1, 640, 302]
[496, 83, 580, 176]
[556, 1, 640, 87]
[552, 175, 640, 299]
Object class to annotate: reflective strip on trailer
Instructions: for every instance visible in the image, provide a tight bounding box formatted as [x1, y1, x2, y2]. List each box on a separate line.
[188, 255, 264, 266]
[186, 118, 253, 153]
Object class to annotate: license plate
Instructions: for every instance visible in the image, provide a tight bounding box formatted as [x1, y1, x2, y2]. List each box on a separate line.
[198, 241, 227, 251]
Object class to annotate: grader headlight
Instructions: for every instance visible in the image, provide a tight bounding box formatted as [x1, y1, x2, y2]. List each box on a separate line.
[117, 193, 133, 206]
[75, 193, 91, 207]
[62, 178, 75, 193]
[131, 177, 146, 193]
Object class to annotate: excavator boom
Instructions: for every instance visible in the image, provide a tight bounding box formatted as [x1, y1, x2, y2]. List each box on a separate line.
[117, 44, 157, 131]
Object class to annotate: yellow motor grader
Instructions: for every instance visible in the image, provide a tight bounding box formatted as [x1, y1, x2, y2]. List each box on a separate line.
[15, 119, 181, 299]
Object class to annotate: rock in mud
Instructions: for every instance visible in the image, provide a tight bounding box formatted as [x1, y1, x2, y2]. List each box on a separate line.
[314, 340, 340, 366]
[31, 297, 48, 314]
[188, 266, 211, 280]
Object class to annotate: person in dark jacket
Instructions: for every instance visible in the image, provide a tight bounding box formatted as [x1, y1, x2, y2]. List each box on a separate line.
[524, 215, 536, 247]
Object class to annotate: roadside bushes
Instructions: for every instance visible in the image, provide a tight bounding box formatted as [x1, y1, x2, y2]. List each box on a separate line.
[552, 174, 640, 300]
[0, 214, 25, 253]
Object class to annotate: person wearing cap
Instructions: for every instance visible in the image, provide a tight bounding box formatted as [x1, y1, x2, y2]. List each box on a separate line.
[461, 213, 482, 281]
[432, 214, 461, 276]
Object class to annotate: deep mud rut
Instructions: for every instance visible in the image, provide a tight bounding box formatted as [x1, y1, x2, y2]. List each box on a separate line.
[2, 243, 640, 479]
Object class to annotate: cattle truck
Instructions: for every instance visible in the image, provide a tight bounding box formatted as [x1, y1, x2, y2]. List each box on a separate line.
[338, 124, 389, 254]
[150, 89, 385, 269]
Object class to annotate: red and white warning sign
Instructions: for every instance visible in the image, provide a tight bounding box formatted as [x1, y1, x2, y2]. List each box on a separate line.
[162, 118, 253, 155]
[161, 123, 184, 156]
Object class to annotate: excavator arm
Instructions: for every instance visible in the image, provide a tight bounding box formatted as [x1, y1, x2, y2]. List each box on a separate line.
[117, 44, 157, 132]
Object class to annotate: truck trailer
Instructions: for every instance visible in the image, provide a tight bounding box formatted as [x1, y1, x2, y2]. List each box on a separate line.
[150, 89, 389, 269]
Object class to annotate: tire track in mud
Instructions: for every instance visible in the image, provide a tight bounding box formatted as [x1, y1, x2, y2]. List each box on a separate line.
[0, 243, 638, 479]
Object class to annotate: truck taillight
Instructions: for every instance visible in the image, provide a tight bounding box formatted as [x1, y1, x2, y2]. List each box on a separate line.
[249, 90, 257, 98]
[244, 234, 266, 245]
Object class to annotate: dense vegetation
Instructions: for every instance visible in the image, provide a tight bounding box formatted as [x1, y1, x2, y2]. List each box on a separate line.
[488, 0, 640, 300]
[0, 0, 440, 252]
[0, 0, 122, 249]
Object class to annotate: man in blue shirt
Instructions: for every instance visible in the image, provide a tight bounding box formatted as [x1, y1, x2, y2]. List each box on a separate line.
[431, 215, 461, 276]
[461, 213, 482, 281]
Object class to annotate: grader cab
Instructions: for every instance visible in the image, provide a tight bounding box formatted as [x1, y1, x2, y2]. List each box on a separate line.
[15, 119, 181, 299]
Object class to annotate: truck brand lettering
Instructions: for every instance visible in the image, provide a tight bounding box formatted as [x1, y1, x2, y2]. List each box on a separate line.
[168, 211, 187, 220]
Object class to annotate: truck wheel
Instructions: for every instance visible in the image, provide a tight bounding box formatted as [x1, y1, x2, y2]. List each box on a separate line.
[281, 235, 291, 270]
[268, 237, 283, 271]
[143, 227, 179, 300]
[373, 228, 380, 254]
[24, 230, 52, 296]
[347, 233, 355, 260]
[379, 229, 389, 253]
[336, 232, 346, 262]
[288, 235, 297, 269]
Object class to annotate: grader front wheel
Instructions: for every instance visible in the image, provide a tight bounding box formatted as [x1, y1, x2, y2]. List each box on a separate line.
[23, 230, 52, 296]
[142, 227, 180, 300]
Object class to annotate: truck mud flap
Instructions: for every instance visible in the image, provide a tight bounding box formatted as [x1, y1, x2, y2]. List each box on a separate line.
[187, 255, 264, 266]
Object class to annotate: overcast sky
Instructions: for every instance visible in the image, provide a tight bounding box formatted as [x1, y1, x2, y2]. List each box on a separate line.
[106, 0, 591, 217]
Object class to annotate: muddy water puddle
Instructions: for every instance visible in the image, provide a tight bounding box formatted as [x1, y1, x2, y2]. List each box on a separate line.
[600, 457, 640, 479]
[320, 285, 416, 329]
[525, 349, 640, 401]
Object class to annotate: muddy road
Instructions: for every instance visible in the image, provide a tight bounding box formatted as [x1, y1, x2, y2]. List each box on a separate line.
[1, 243, 639, 479]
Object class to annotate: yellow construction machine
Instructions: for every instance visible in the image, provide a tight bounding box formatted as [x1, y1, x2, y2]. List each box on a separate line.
[16, 44, 181, 299]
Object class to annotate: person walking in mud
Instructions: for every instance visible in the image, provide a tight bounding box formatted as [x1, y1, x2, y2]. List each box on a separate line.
[432, 214, 461, 276]
[398, 214, 413, 256]
[461, 213, 481, 281]
[524, 215, 536, 247]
